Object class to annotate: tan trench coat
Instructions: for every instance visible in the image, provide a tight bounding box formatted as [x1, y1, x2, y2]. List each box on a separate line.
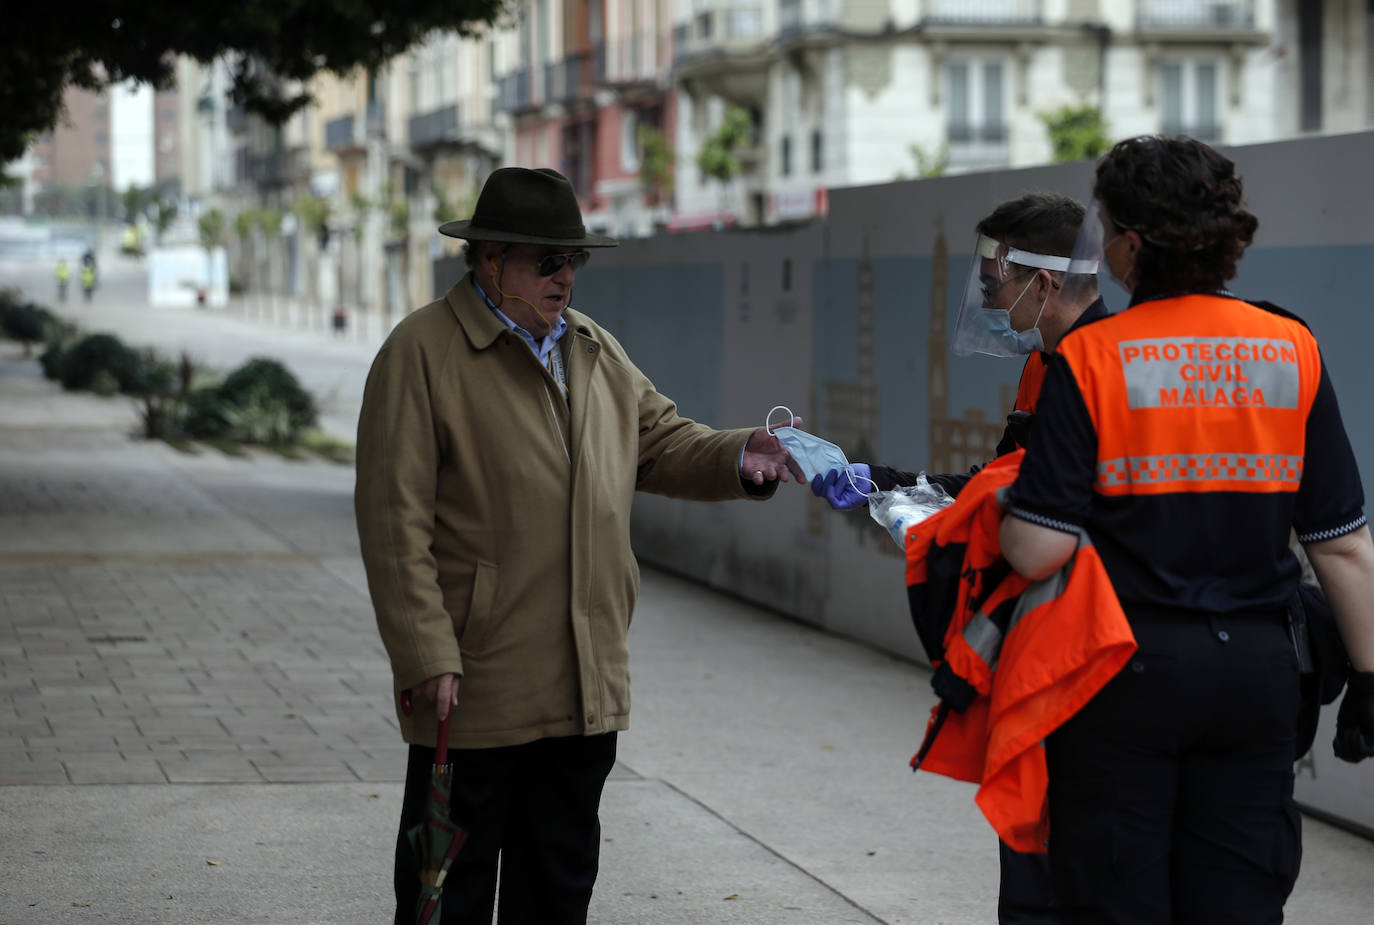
[355, 275, 771, 748]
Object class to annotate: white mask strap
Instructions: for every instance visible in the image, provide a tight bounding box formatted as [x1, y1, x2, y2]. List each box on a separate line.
[766, 405, 795, 436]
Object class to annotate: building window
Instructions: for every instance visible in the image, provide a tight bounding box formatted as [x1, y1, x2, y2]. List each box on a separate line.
[781, 135, 792, 177]
[811, 129, 823, 173]
[1160, 59, 1221, 142]
[946, 59, 1008, 146]
[621, 110, 640, 172]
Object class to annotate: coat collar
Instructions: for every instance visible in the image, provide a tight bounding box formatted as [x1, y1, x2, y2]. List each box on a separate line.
[445, 271, 599, 350]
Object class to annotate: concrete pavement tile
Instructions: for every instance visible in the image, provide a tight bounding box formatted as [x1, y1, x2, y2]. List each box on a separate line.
[48, 716, 141, 736]
[64, 756, 169, 784]
[250, 757, 360, 783]
[344, 758, 407, 782]
[144, 692, 231, 707]
[173, 736, 258, 750]
[133, 717, 228, 738]
[0, 757, 69, 784]
[33, 681, 120, 696]
[22, 734, 121, 751]
[159, 755, 266, 783]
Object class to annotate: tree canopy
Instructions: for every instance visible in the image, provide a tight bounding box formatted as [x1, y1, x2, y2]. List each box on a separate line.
[0, 2, 512, 165]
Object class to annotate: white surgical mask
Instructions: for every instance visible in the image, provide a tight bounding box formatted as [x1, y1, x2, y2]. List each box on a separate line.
[767, 405, 860, 484]
[978, 276, 1047, 356]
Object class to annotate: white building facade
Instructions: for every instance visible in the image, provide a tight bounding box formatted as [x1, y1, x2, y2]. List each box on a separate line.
[671, 0, 1281, 225]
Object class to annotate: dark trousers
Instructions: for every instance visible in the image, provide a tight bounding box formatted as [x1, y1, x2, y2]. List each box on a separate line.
[999, 839, 1058, 924]
[394, 732, 618, 925]
[1045, 611, 1301, 925]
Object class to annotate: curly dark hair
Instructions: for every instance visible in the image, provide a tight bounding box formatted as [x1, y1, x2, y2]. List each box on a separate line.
[1093, 135, 1259, 295]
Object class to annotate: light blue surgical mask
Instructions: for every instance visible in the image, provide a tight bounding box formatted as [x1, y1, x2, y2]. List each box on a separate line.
[979, 276, 1047, 355]
[767, 405, 873, 487]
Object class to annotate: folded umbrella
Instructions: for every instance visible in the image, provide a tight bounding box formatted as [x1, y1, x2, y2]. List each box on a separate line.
[401, 690, 469, 925]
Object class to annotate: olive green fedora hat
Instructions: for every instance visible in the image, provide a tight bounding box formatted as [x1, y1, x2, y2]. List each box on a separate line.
[438, 167, 618, 248]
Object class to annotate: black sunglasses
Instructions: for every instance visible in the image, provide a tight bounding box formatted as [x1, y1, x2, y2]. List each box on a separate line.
[537, 250, 591, 276]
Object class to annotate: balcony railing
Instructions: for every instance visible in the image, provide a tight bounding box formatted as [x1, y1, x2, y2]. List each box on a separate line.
[545, 51, 594, 103]
[924, 0, 1043, 24]
[676, 3, 766, 63]
[947, 123, 1009, 144]
[409, 104, 462, 149]
[324, 102, 385, 151]
[237, 147, 300, 187]
[778, 0, 840, 38]
[595, 32, 665, 85]
[1139, 0, 1253, 30]
[496, 69, 532, 113]
[324, 114, 358, 151]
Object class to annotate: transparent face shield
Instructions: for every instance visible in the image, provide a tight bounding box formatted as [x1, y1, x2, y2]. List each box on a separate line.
[1061, 205, 1106, 307]
[949, 233, 1100, 357]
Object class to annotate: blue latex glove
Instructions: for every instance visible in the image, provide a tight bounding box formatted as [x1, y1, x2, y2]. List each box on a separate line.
[811, 463, 873, 511]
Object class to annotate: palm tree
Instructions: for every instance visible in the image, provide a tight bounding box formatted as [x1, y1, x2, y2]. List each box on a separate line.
[233, 209, 258, 315]
[196, 208, 227, 306]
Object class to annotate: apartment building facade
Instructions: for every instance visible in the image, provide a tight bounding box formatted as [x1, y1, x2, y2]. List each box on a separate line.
[670, 0, 1280, 226]
[491, 0, 676, 237]
[1272, 0, 1373, 137]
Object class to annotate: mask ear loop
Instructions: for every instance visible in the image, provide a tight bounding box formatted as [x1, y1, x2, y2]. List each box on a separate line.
[848, 470, 879, 496]
[766, 405, 795, 436]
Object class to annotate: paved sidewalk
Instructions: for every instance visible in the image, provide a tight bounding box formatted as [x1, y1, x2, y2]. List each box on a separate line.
[2, 333, 1373, 924]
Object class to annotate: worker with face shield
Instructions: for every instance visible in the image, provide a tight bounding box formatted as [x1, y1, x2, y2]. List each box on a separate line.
[809, 193, 1105, 925]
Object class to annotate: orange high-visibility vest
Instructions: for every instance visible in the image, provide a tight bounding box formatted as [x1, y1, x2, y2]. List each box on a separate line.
[1014, 351, 1049, 414]
[904, 452, 1137, 852]
[1057, 294, 1321, 499]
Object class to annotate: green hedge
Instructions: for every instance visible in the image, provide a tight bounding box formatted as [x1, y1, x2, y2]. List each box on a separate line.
[58, 333, 146, 394]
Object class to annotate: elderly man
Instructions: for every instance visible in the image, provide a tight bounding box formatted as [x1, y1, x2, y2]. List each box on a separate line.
[810, 193, 1105, 925]
[355, 166, 795, 924]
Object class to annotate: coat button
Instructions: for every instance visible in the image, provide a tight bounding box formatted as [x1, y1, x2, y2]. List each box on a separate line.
[587, 345, 596, 354]
[586, 713, 595, 724]
[1217, 630, 1230, 643]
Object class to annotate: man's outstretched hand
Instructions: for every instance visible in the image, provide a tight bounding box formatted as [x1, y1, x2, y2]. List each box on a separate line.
[743, 415, 804, 485]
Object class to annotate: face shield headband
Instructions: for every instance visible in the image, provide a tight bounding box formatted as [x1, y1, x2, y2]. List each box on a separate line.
[951, 235, 1097, 358]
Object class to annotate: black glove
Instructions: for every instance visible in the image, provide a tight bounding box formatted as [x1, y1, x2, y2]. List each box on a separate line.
[995, 411, 1035, 457]
[1333, 670, 1374, 763]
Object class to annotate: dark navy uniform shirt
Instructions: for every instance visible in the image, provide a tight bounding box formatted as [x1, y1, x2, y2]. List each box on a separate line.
[1007, 294, 1367, 614]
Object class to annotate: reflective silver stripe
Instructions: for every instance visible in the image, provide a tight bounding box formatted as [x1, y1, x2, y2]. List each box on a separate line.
[961, 527, 1086, 669]
[1098, 453, 1303, 487]
[1118, 337, 1300, 410]
[962, 611, 1003, 667]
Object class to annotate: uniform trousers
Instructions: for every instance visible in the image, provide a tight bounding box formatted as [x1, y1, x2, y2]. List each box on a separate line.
[1045, 609, 1301, 925]
[394, 732, 618, 925]
[999, 839, 1059, 924]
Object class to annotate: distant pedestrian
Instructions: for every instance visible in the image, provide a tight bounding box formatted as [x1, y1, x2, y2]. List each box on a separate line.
[80, 264, 95, 303]
[332, 306, 347, 336]
[55, 258, 69, 302]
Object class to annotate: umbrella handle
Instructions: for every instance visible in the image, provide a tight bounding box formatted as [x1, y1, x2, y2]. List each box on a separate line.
[435, 713, 449, 769]
[398, 688, 450, 769]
